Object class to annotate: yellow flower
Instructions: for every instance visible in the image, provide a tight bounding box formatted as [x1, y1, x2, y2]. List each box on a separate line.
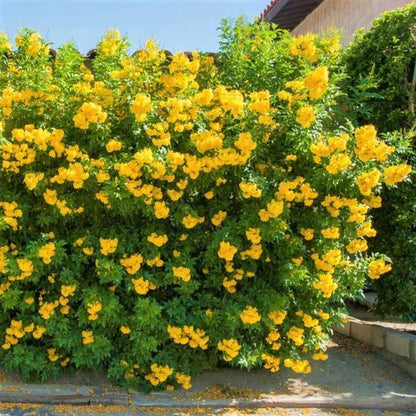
[218, 241, 238, 261]
[120, 253, 143, 274]
[106, 139, 122, 153]
[24, 172, 44, 190]
[147, 233, 168, 247]
[176, 372, 192, 389]
[239, 182, 261, 198]
[38, 242, 56, 264]
[286, 326, 304, 346]
[61, 285, 76, 297]
[217, 338, 241, 361]
[120, 326, 131, 334]
[132, 276, 151, 294]
[172, 266, 191, 282]
[43, 189, 58, 205]
[384, 164, 412, 186]
[269, 310, 287, 325]
[99, 238, 118, 255]
[211, 211, 227, 226]
[182, 215, 204, 229]
[300, 228, 314, 241]
[321, 227, 340, 239]
[240, 306, 261, 325]
[130, 93, 152, 122]
[296, 106, 315, 128]
[368, 259, 392, 280]
[154, 201, 169, 219]
[82, 330, 94, 345]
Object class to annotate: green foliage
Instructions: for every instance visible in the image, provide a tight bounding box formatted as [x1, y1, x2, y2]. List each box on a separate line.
[342, 4, 416, 320]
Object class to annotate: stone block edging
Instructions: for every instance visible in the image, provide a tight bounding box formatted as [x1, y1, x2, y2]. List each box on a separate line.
[334, 316, 416, 378]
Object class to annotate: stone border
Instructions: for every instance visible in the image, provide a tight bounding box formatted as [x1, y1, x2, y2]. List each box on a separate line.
[0, 391, 415, 410]
[334, 316, 416, 378]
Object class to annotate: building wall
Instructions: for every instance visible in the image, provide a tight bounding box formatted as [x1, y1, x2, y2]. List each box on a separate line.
[291, 0, 414, 44]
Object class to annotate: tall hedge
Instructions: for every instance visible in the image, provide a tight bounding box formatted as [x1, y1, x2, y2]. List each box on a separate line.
[0, 22, 411, 390]
[343, 4, 416, 320]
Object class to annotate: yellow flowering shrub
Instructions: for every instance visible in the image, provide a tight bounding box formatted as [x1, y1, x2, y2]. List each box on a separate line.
[0, 24, 411, 391]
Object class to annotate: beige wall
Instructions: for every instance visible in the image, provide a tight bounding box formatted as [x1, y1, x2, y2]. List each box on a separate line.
[291, 0, 414, 44]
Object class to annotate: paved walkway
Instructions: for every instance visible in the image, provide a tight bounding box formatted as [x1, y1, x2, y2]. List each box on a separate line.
[0, 334, 415, 415]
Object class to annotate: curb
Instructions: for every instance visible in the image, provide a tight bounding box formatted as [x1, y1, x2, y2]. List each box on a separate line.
[0, 391, 415, 411]
[334, 315, 416, 378]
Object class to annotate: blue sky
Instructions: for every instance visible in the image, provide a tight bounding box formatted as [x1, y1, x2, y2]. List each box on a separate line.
[0, 0, 269, 54]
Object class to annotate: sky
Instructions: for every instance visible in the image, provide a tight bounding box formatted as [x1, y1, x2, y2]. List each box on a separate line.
[0, 0, 269, 54]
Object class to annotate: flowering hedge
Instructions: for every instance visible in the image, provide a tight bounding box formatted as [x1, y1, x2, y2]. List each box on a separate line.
[0, 23, 411, 391]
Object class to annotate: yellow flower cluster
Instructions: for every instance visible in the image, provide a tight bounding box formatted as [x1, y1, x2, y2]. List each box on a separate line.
[261, 353, 281, 372]
[276, 177, 318, 206]
[147, 233, 168, 247]
[217, 338, 241, 361]
[0, 201, 23, 230]
[240, 306, 261, 325]
[266, 329, 281, 351]
[167, 325, 209, 349]
[131, 276, 156, 294]
[304, 66, 329, 100]
[172, 266, 191, 282]
[286, 326, 304, 346]
[368, 259, 392, 280]
[38, 242, 56, 264]
[313, 273, 338, 298]
[87, 301, 102, 321]
[106, 139, 122, 153]
[73, 102, 107, 130]
[321, 226, 340, 239]
[130, 93, 152, 122]
[176, 372, 192, 389]
[296, 106, 315, 128]
[258, 199, 284, 221]
[100, 238, 118, 255]
[356, 169, 381, 196]
[120, 253, 143, 274]
[24, 172, 44, 190]
[289, 33, 318, 62]
[269, 310, 287, 325]
[217, 241, 238, 261]
[145, 364, 173, 386]
[182, 215, 204, 229]
[211, 210, 227, 226]
[82, 330, 94, 345]
[239, 182, 261, 198]
[354, 125, 395, 162]
[384, 164, 412, 186]
[284, 358, 311, 374]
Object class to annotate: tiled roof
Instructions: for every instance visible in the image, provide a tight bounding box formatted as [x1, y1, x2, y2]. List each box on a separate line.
[261, 0, 324, 31]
